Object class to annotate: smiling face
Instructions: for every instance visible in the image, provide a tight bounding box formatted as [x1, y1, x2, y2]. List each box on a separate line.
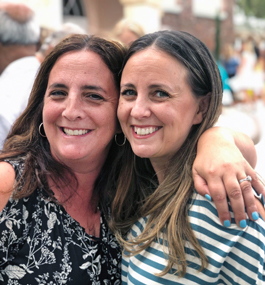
[43, 50, 119, 171]
[118, 48, 204, 171]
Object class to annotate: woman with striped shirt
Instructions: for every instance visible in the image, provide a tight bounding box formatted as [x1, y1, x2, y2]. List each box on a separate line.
[112, 30, 265, 284]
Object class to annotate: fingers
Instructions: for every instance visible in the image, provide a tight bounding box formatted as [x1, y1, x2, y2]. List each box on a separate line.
[251, 172, 265, 198]
[238, 172, 263, 223]
[193, 172, 211, 200]
[192, 161, 263, 227]
[193, 168, 232, 226]
[206, 179, 232, 227]
[210, 173, 259, 228]
[225, 176, 249, 227]
[237, 171, 264, 222]
[194, 170, 260, 227]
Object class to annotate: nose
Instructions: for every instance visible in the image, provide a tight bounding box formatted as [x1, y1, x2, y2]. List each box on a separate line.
[62, 94, 86, 121]
[130, 96, 151, 119]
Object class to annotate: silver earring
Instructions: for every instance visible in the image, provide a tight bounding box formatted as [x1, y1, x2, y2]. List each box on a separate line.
[115, 134, 126, 146]
[39, 123, 46, 137]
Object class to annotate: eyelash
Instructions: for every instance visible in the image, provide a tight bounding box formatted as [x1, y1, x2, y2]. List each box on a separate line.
[120, 89, 136, 96]
[120, 88, 171, 101]
[85, 94, 104, 101]
[155, 90, 170, 98]
[50, 90, 66, 97]
[49, 91, 104, 102]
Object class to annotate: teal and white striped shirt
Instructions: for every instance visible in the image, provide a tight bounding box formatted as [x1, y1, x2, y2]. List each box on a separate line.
[122, 192, 265, 284]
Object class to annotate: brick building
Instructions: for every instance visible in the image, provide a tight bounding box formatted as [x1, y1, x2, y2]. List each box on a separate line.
[161, 0, 235, 53]
[5, 0, 236, 54]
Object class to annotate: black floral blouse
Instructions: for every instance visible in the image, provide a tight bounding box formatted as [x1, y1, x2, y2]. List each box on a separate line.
[0, 159, 121, 284]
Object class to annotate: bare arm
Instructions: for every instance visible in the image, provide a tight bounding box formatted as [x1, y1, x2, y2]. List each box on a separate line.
[0, 161, 15, 212]
[193, 126, 265, 227]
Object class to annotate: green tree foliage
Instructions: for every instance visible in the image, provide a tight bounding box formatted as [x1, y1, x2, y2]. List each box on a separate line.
[237, 0, 265, 18]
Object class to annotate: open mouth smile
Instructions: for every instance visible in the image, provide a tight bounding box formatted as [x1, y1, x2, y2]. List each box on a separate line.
[62, 128, 90, 136]
[133, 126, 160, 136]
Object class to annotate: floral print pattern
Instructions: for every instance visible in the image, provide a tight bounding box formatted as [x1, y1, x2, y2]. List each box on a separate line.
[0, 159, 121, 284]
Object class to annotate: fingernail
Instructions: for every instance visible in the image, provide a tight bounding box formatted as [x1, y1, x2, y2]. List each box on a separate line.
[205, 194, 212, 201]
[252, 211, 259, 220]
[239, 220, 247, 228]
[224, 220, 231, 227]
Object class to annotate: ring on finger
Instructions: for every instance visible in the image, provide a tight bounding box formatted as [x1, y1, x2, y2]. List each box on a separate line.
[239, 175, 252, 184]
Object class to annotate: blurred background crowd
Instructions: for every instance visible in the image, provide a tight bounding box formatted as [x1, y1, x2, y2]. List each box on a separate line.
[1, 0, 265, 177]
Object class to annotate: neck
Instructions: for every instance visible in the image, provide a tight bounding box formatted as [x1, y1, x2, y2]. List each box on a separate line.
[50, 169, 100, 207]
[0, 43, 37, 74]
[50, 170, 101, 236]
[150, 158, 167, 184]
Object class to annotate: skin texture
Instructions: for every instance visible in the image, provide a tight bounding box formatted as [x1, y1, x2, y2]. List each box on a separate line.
[118, 47, 265, 225]
[118, 48, 207, 182]
[194, 127, 265, 225]
[0, 162, 15, 213]
[43, 50, 119, 174]
[42, 50, 120, 236]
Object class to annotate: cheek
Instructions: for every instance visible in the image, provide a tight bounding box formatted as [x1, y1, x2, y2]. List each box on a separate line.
[43, 104, 57, 124]
[101, 106, 119, 133]
[117, 100, 127, 124]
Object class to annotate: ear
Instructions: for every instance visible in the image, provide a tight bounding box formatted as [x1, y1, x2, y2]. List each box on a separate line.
[192, 93, 210, 125]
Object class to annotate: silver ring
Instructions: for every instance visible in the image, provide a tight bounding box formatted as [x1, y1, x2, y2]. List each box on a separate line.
[239, 175, 252, 184]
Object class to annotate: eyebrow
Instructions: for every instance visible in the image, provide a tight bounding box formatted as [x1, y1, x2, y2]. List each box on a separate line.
[149, 84, 168, 89]
[121, 83, 174, 92]
[120, 83, 135, 89]
[48, 83, 107, 93]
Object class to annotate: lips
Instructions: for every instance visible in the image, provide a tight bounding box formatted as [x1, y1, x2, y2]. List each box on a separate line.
[63, 128, 90, 136]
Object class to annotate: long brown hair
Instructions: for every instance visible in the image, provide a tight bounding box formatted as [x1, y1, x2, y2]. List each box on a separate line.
[1, 34, 126, 215]
[111, 30, 223, 276]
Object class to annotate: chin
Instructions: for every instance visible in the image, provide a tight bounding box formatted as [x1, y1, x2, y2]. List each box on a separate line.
[132, 147, 153, 159]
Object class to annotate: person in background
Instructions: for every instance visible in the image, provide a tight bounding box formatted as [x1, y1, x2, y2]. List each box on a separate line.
[111, 18, 145, 47]
[0, 2, 41, 149]
[112, 30, 265, 284]
[220, 43, 240, 78]
[217, 61, 234, 106]
[230, 39, 263, 103]
[35, 22, 86, 63]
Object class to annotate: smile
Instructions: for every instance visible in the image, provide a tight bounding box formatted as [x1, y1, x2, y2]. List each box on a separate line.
[63, 128, 90, 136]
[134, 126, 159, 136]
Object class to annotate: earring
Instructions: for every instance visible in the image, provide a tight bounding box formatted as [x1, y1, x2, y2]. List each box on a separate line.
[39, 122, 46, 137]
[115, 134, 126, 146]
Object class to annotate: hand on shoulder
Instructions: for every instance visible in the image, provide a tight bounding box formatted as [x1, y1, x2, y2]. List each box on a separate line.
[0, 161, 15, 212]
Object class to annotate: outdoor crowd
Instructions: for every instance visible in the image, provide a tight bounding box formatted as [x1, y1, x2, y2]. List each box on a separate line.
[0, 2, 265, 284]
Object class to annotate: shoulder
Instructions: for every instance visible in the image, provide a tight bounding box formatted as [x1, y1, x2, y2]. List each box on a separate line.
[128, 216, 148, 239]
[255, 197, 265, 220]
[0, 161, 16, 212]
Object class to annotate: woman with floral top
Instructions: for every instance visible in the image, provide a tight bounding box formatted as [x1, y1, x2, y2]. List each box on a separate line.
[0, 34, 126, 284]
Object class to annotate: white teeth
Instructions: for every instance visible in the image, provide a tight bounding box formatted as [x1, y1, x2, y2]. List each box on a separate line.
[63, 128, 89, 136]
[134, 127, 158, 136]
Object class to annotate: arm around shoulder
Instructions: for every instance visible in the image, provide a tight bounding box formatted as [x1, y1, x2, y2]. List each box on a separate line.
[0, 161, 15, 212]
